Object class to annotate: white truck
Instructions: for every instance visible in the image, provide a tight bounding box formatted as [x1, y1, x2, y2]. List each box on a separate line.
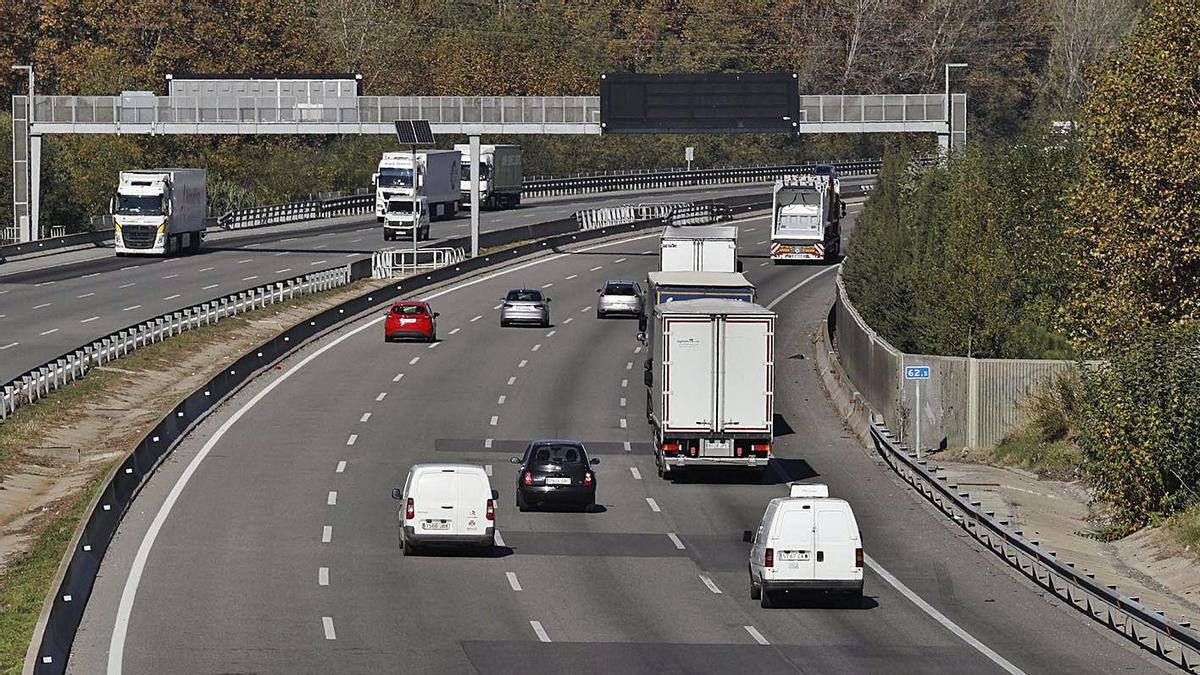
[382, 196, 430, 242]
[374, 150, 461, 235]
[660, 225, 740, 272]
[111, 168, 207, 256]
[641, 298, 775, 479]
[769, 174, 844, 263]
[453, 144, 523, 209]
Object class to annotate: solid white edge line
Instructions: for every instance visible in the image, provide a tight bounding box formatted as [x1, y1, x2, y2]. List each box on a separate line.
[506, 572, 522, 592]
[744, 625, 769, 645]
[865, 555, 1026, 675]
[764, 264, 839, 310]
[107, 230, 663, 672]
[530, 620, 551, 642]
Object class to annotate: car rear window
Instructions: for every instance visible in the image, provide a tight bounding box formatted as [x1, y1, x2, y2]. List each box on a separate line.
[393, 305, 426, 315]
[528, 444, 586, 464]
[507, 290, 543, 302]
[604, 284, 637, 296]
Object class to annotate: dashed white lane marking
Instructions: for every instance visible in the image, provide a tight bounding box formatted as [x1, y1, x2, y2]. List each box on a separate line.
[349, 238, 363, 243]
[360, 412, 371, 423]
[119, 265, 137, 271]
[0, 289, 7, 293]
[865, 555, 1027, 674]
[35, 281, 55, 287]
[699, 573, 723, 594]
[33, 302, 52, 309]
[471, 315, 482, 322]
[344, 253, 357, 258]
[376, 392, 387, 401]
[485, 438, 494, 449]
[122, 305, 142, 312]
[667, 533, 686, 550]
[493, 304, 502, 310]
[237, 259, 253, 264]
[409, 357, 420, 365]
[530, 621, 551, 642]
[346, 434, 358, 446]
[507, 376, 516, 385]
[312, 245, 327, 250]
[163, 294, 181, 301]
[506, 572, 523, 591]
[620, 397, 627, 407]
[202, 284, 219, 290]
[198, 267, 215, 272]
[641, 249, 653, 254]
[39, 328, 59, 336]
[327, 491, 338, 506]
[760, 261, 770, 267]
[494, 530, 506, 547]
[428, 341, 441, 349]
[323, 617, 336, 640]
[621, 379, 628, 388]
[531, 344, 541, 352]
[490, 415, 499, 426]
[619, 418, 627, 429]
[310, 260, 328, 266]
[518, 359, 528, 368]
[541, 282, 553, 288]
[242, 275, 259, 281]
[393, 372, 405, 382]
[764, 265, 839, 310]
[646, 497, 661, 512]
[336, 461, 347, 473]
[80, 316, 100, 323]
[118, 282, 136, 289]
[589, 265, 603, 271]
[485, 464, 493, 476]
[563, 317, 573, 325]
[744, 626, 769, 645]
[322, 526, 332, 543]
[497, 395, 507, 404]
[625, 361, 633, 370]
[0, 342, 17, 350]
[274, 252, 288, 257]
[319, 567, 329, 586]
[614, 257, 626, 263]
[633, 346, 642, 354]
[744, 227, 756, 232]
[281, 237, 296, 243]
[580, 306, 590, 313]
[565, 274, 578, 280]
[449, 328, 461, 335]
[275, 268, 292, 274]
[756, 239, 769, 245]
[623, 441, 631, 453]
[630, 467, 642, 480]
[77, 293, 95, 298]
[546, 330, 556, 337]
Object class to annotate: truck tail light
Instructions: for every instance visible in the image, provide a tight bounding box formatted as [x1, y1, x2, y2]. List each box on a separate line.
[661, 442, 680, 454]
[735, 445, 744, 457]
[855, 547, 864, 568]
[486, 499, 494, 521]
[765, 547, 774, 568]
[583, 471, 593, 487]
[689, 444, 699, 457]
[522, 471, 533, 486]
[752, 443, 772, 457]
[405, 497, 414, 520]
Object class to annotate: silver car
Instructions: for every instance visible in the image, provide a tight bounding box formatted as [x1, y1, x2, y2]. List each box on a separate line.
[596, 280, 643, 319]
[500, 288, 551, 327]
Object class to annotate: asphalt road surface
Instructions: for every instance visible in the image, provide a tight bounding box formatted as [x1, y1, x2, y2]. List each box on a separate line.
[67, 197, 1161, 674]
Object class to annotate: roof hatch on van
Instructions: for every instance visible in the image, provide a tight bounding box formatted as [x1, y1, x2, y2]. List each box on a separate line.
[789, 483, 829, 498]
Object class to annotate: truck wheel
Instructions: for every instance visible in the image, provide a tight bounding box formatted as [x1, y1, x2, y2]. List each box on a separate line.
[403, 539, 419, 556]
[760, 589, 775, 608]
[750, 572, 761, 600]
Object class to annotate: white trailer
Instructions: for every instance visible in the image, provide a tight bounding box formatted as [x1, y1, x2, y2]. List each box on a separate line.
[453, 144, 523, 209]
[660, 225, 739, 273]
[641, 298, 775, 479]
[112, 168, 207, 256]
[374, 150, 461, 226]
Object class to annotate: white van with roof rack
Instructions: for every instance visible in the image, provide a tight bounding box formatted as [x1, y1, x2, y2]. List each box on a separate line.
[744, 483, 863, 607]
[392, 463, 495, 555]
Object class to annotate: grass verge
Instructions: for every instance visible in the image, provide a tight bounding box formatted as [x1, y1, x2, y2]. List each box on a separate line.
[990, 431, 1085, 481]
[1166, 503, 1200, 559]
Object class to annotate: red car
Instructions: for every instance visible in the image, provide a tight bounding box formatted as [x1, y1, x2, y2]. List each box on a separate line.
[384, 300, 438, 342]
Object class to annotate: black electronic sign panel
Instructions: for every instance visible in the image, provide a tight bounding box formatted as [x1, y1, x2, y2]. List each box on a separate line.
[600, 73, 799, 134]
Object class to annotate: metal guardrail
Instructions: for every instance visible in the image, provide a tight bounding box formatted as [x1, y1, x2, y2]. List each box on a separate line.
[371, 247, 467, 279]
[0, 268, 352, 421]
[867, 419, 1200, 672]
[574, 202, 732, 230]
[217, 192, 373, 230]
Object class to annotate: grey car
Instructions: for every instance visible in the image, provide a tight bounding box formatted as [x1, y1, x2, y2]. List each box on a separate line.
[596, 280, 643, 319]
[500, 289, 551, 327]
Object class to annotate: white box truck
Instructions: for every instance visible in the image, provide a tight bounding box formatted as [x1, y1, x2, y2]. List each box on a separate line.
[374, 150, 461, 230]
[769, 174, 844, 263]
[660, 225, 740, 272]
[111, 168, 207, 256]
[453, 144, 523, 209]
[641, 298, 775, 479]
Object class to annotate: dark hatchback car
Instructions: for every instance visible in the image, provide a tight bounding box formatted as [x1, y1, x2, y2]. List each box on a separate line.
[511, 440, 600, 512]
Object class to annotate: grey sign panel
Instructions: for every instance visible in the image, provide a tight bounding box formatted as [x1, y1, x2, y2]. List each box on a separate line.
[600, 73, 799, 134]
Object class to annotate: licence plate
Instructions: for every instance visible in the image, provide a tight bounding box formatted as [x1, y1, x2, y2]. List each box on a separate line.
[778, 550, 809, 561]
[545, 477, 571, 485]
[399, 318, 416, 324]
[422, 521, 450, 530]
[701, 439, 732, 454]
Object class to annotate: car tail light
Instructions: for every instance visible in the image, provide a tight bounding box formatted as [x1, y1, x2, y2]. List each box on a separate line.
[583, 471, 593, 487]
[661, 442, 680, 454]
[503, 303, 514, 308]
[405, 497, 414, 520]
[855, 547, 864, 568]
[486, 499, 495, 521]
[523, 471, 533, 486]
[533, 304, 545, 310]
[765, 547, 774, 568]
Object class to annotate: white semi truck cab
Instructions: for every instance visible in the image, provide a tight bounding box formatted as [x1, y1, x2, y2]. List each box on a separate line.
[112, 168, 207, 256]
[770, 174, 844, 263]
[374, 150, 461, 227]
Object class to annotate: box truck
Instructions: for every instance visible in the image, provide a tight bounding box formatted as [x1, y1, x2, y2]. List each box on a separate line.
[453, 144, 523, 209]
[644, 271, 756, 308]
[641, 298, 775, 479]
[769, 174, 844, 263]
[660, 225, 740, 272]
[374, 150, 461, 229]
[111, 169, 207, 256]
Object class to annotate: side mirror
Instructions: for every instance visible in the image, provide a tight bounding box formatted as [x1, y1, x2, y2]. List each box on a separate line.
[391, 488, 403, 500]
[638, 316, 648, 332]
[743, 530, 754, 543]
[840, 202, 847, 217]
[643, 369, 653, 387]
[509, 457, 522, 464]
[637, 332, 647, 345]
[596, 289, 603, 294]
[433, 312, 440, 318]
[545, 298, 552, 303]
[491, 489, 499, 500]
[590, 457, 600, 465]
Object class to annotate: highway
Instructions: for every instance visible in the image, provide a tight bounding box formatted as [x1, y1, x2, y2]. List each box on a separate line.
[0, 181, 837, 385]
[66, 197, 1161, 674]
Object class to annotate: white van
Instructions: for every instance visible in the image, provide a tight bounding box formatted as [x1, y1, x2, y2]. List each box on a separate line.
[392, 464, 495, 555]
[745, 484, 863, 607]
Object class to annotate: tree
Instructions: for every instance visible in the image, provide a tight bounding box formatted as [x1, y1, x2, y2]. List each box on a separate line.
[1044, 0, 1138, 112]
[1061, 0, 1200, 353]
